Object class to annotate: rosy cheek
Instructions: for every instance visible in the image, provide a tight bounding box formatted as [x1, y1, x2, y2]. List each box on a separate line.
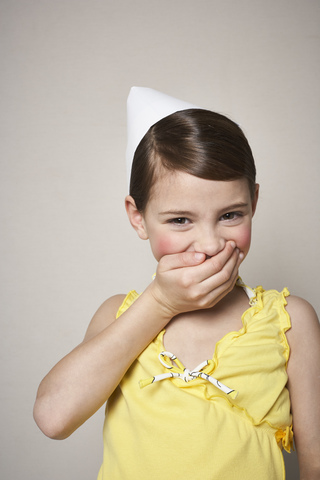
[152, 235, 180, 260]
[156, 237, 175, 257]
[236, 228, 252, 252]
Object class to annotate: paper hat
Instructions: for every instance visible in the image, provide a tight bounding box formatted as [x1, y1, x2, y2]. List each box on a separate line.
[126, 86, 199, 186]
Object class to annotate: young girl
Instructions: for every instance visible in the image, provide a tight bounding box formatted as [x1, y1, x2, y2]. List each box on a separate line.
[34, 87, 320, 479]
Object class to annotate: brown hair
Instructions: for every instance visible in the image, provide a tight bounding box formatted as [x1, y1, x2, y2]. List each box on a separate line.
[130, 109, 256, 212]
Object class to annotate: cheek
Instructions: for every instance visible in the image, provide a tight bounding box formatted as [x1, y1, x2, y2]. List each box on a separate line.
[151, 235, 181, 260]
[235, 227, 252, 252]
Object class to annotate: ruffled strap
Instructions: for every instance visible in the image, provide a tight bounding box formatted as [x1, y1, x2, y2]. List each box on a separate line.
[236, 277, 264, 306]
[275, 426, 294, 453]
[116, 290, 140, 318]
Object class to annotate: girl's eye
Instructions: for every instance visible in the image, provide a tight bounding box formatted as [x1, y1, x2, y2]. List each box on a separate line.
[220, 212, 241, 221]
[170, 217, 190, 225]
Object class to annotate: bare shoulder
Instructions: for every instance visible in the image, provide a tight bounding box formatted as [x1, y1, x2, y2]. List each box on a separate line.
[285, 293, 319, 385]
[285, 295, 319, 347]
[83, 294, 127, 342]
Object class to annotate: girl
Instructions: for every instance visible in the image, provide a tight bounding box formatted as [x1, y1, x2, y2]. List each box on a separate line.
[34, 87, 320, 479]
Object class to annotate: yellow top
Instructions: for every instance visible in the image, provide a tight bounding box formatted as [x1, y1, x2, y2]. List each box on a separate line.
[97, 281, 293, 480]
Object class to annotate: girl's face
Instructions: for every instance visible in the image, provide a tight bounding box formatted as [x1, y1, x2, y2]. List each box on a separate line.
[128, 171, 259, 263]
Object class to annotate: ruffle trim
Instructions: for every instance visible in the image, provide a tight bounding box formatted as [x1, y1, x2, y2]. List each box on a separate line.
[116, 290, 140, 319]
[275, 425, 294, 453]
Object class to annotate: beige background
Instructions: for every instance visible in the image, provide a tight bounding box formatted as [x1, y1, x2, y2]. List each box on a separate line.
[1, 1, 319, 478]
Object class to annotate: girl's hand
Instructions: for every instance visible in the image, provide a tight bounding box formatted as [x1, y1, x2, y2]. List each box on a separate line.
[148, 241, 242, 318]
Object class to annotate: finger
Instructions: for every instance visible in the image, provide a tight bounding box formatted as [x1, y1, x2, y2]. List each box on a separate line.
[202, 250, 244, 305]
[206, 241, 237, 274]
[158, 250, 206, 272]
[186, 241, 238, 284]
[203, 249, 239, 289]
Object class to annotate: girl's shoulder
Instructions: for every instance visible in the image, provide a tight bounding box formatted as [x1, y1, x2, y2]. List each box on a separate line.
[285, 294, 319, 340]
[285, 293, 319, 376]
[83, 294, 127, 342]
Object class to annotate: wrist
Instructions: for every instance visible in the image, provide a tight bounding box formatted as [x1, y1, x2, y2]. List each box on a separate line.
[143, 283, 176, 324]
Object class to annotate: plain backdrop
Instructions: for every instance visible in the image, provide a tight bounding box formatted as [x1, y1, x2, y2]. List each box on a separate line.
[1, 1, 319, 479]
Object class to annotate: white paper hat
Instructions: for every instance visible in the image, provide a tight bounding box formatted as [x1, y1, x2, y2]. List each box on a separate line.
[126, 86, 199, 187]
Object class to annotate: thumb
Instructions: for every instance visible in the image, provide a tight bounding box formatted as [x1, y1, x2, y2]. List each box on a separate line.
[159, 251, 206, 271]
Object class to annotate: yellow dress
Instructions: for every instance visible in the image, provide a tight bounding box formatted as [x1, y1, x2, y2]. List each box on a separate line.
[97, 280, 293, 479]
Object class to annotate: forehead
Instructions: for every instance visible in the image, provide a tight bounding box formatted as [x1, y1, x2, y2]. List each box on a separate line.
[147, 170, 251, 210]
[145, 171, 251, 217]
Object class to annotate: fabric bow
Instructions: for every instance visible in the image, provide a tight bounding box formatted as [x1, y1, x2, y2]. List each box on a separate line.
[139, 351, 238, 399]
[275, 426, 294, 453]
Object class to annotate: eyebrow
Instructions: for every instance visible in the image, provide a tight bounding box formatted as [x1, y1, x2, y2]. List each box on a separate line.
[158, 210, 194, 217]
[221, 202, 249, 210]
[158, 203, 249, 217]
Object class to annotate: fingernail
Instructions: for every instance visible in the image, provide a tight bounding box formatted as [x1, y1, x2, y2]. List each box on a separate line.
[239, 252, 245, 260]
[194, 252, 204, 261]
[230, 241, 236, 249]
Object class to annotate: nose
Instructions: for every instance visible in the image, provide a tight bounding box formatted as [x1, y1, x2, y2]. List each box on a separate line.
[193, 226, 226, 258]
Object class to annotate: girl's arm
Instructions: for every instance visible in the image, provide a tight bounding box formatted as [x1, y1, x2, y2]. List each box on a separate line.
[286, 296, 320, 480]
[34, 290, 172, 440]
[34, 243, 241, 440]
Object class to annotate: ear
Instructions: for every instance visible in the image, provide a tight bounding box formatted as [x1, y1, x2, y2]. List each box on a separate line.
[125, 195, 149, 240]
[251, 184, 259, 217]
